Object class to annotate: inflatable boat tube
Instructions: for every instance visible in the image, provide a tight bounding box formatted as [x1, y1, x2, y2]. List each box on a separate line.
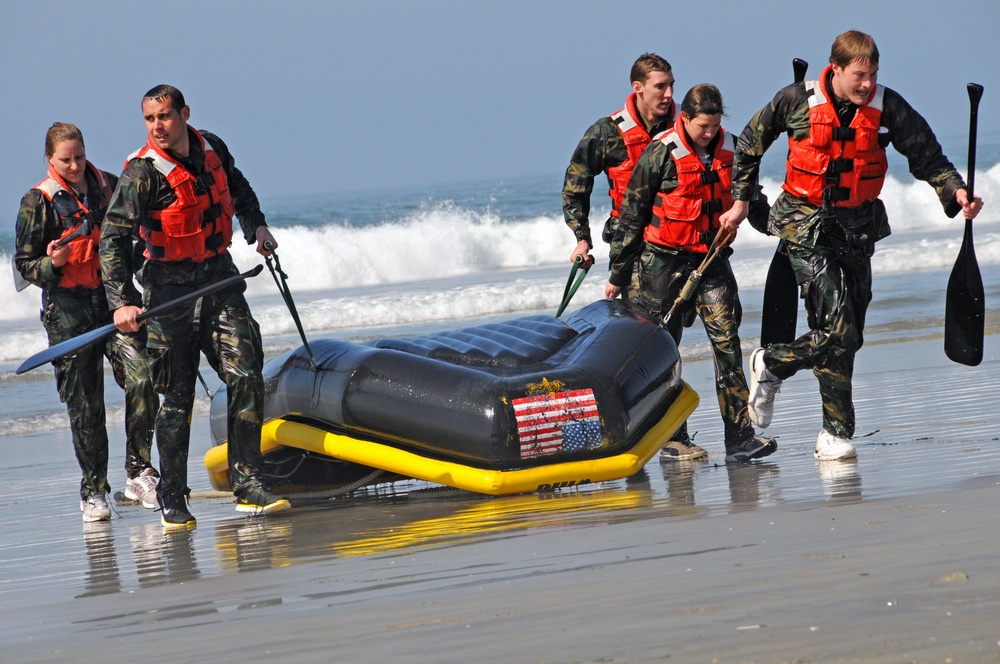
[205, 298, 698, 495]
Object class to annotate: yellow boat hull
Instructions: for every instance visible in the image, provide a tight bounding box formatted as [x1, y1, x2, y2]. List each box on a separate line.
[205, 381, 698, 496]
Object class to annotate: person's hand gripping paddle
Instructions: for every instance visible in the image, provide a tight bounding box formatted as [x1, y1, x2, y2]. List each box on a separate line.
[944, 83, 985, 366]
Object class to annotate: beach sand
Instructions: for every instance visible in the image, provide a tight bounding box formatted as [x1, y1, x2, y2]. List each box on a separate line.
[2, 333, 998, 663]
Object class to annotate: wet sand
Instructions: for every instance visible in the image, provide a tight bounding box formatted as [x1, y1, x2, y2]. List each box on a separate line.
[2, 333, 999, 663]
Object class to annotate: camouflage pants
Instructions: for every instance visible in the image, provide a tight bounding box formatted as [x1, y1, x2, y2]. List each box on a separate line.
[760, 240, 873, 438]
[631, 243, 753, 444]
[143, 257, 265, 500]
[43, 289, 156, 500]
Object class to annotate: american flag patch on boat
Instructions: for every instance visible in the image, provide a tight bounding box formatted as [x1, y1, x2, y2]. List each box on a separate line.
[512, 388, 603, 458]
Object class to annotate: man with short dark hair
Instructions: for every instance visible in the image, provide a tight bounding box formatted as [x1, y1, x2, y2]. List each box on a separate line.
[101, 84, 290, 527]
[562, 53, 676, 268]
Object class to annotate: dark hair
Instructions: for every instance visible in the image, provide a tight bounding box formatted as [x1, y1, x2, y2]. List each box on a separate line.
[630, 52, 672, 84]
[829, 30, 879, 68]
[142, 84, 186, 112]
[679, 84, 726, 118]
[44, 122, 84, 158]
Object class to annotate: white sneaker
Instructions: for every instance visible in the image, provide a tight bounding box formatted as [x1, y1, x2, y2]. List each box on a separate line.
[814, 429, 857, 461]
[747, 348, 781, 428]
[125, 468, 159, 509]
[81, 492, 111, 522]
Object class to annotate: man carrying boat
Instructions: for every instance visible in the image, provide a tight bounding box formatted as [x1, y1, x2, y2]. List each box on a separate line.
[562, 53, 676, 270]
[723, 30, 983, 461]
[100, 84, 290, 527]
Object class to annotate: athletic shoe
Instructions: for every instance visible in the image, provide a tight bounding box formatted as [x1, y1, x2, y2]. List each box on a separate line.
[814, 429, 856, 461]
[659, 439, 708, 462]
[747, 348, 782, 428]
[235, 479, 291, 514]
[725, 434, 778, 464]
[124, 468, 159, 509]
[158, 492, 196, 529]
[81, 492, 111, 522]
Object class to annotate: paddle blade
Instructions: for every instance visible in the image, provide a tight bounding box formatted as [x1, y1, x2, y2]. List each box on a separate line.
[944, 219, 985, 366]
[760, 247, 798, 346]
[793, 58, 808, 84]
[16, 322, 118, 375]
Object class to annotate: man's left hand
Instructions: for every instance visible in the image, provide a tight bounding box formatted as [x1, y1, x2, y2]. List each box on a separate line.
[255, 226, 278, 256]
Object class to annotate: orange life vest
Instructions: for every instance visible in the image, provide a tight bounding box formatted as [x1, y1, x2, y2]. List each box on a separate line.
[782, 65, 888, 208]
[645, 116, 734, 253]
[129, 127, 234, 262]
[606, 94, 675, 218]
[33, 163, 113, 289]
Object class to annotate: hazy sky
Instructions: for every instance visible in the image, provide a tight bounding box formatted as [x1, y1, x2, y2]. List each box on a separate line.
[2, 0, 997, 214]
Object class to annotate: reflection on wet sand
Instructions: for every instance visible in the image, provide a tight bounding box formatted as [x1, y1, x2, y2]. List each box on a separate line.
[78, 522, 202, 597]
[78, 458, 868, 584]
[130, 524, 201, 587]
[726, 462, 782, 511]
[208, 485, 656, 566]
[658, 461, 707, 516]
[78, 523, 120, 598]
[816, 459, 862, 501]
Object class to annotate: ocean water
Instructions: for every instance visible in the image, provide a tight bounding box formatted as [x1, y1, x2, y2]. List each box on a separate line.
[2, 139, 998, 441]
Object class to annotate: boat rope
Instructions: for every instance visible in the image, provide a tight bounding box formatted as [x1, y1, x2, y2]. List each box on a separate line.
[277, 468, 387, 501]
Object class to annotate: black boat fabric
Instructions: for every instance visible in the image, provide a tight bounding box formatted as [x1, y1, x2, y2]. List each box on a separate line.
[211, 299, 683, 469]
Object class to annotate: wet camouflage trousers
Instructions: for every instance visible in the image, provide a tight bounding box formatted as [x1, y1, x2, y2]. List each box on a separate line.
[760, 237, 873, 439]
[630, 244, 754, 445]
[43, 289, 156, 500]
[142, 262, 265, 500]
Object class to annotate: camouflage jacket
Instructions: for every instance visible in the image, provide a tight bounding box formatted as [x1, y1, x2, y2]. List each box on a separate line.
[608, 135, 689, 288]
[100, 128, 267, 310]
[731, 76, 966, 248]
[14, 168, 118, 291]
[562, 106, 670, 247]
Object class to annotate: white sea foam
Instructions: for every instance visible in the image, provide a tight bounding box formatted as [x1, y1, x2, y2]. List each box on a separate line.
[2, 167, 997, 366]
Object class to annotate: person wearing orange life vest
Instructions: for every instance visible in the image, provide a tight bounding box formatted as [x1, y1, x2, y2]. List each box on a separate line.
[100, 85, 289, 528]
[606, 84, 777, 465]
[562, 53, 675, 271]
[14, 122, 159, 522]
[723, 31, 984, 462]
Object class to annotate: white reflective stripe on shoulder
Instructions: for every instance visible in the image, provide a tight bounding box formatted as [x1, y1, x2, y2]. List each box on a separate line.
[658, 129, 689, 160]
[805, 79, 826, 108]
[94, 169, 110, 191]
[142, 150, 177, 176]
[611, 108, 639, 134]
[720, 130, 735, 153]
[867, 85, 885, 111]
[33, 178, 63, 198]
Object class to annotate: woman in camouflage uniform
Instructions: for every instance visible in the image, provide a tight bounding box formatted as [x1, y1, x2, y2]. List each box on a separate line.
[14, 123, 158, 522]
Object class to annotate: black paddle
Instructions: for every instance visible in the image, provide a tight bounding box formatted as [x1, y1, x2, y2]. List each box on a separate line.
[759, 58, 808, 347]
[944, 83, 985, 366]
[16, 264, 264, 375]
